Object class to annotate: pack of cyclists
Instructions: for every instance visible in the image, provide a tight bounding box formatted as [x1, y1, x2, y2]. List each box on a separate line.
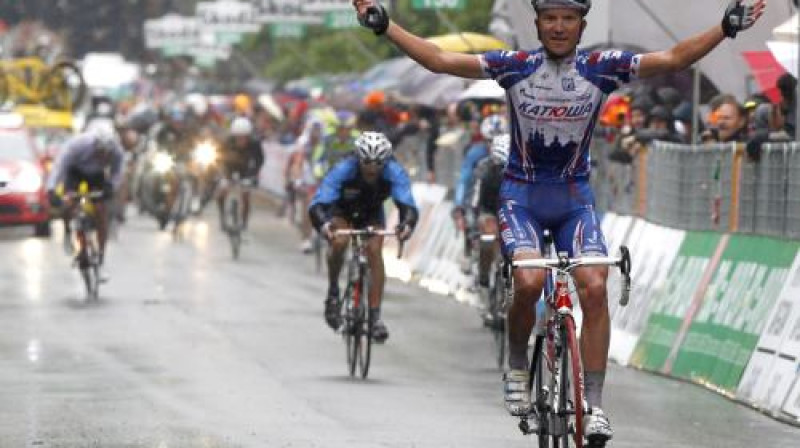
[41, 0, 767, 441]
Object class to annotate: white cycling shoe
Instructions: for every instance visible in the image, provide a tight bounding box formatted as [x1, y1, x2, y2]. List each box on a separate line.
[503, 369, 531, 416]
[584, 407, 613, 446]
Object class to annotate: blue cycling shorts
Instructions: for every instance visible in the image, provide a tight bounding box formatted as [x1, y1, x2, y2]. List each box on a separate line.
[497, 178, 607, 258]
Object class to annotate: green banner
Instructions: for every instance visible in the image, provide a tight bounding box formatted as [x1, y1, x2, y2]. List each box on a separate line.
[630, 232, 721, 371]
[270, 23, 306, 39]
[216, 31, 244, 46]
[325, 10, 358, 29]
[670, 235, 798, 392]
[412, 0, 465, 10]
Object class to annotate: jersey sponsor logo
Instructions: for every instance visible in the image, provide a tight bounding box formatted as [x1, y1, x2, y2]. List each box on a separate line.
[562, 77, 576, 92]
[517, 102, 594, 120]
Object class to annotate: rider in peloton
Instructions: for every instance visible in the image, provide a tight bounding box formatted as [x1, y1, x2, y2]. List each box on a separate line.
[308, 132, 418, 343]
[471, 134, 510, 325]
[216, 117, 265, 231]
[47, 126, 125, 273]
[352, 0, 765, 443]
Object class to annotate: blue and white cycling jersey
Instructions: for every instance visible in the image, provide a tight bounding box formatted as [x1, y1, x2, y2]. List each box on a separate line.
[480, 48, 641, 183]
[479, 47, 641, 257]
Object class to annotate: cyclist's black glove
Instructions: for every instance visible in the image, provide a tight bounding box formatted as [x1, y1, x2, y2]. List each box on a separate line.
[102, 182, 114, 201]
[358, 3, 390, 36]
[395, 222, 413, 242]
[721, 0, 762, 39]
[321, 221, 336, 242]
[47, 190, 62, 208]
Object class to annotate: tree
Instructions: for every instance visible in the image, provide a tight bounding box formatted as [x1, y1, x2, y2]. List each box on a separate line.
[242, 1, 494, 82]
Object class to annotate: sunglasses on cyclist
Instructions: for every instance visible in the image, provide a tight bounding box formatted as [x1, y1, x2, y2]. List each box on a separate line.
[360, 159, 385, 167]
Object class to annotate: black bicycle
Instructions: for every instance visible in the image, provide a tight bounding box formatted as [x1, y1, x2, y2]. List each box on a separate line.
[334, 227, 402, 379]
[65, 182, 105, 301]
[222, 173, 253, 260]
[515, 236, 631, 448]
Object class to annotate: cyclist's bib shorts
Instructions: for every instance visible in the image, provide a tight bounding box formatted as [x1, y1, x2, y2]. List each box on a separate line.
[498, 178, 607, 258]
[65, 168, 106, 193]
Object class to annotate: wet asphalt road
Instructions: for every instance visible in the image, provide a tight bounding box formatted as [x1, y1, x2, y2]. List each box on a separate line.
[1, 205, 799, 448]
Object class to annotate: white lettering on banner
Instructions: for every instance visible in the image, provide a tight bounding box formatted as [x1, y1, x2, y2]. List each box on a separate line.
[144, 15, 200, 49]
[197, 1, 261, 32]
[302, 0, 352, 12]
[256, 0, 324, 24]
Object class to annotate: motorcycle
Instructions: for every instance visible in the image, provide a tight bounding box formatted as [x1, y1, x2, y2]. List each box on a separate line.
[189, 139, 220, 215]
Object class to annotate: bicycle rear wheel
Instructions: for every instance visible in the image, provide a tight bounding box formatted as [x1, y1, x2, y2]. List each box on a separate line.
[558, 315, 584, 448]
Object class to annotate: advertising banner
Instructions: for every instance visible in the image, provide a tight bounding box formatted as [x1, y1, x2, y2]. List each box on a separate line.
[670, 235, 798, 393]
[630, 232, 722, 371]
[738, 251, 800, 414]
[608, 220, 685, 365]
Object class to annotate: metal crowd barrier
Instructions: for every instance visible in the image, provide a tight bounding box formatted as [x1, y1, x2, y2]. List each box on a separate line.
[593, 139, 800, 239]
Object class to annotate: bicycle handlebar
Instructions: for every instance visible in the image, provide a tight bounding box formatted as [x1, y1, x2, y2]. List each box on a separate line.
[63, 191, 105, 200]
[513, 245, 633, 306]
[333, 228, 404, 259]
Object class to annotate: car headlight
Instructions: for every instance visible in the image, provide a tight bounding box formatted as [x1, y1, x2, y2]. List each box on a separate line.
[152, 152, 175, 174]
[10, 164, 43, 193]
[193, 141, 217, 167]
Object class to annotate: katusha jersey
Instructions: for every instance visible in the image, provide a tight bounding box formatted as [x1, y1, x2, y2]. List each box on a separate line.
[480, 48, 641, 183]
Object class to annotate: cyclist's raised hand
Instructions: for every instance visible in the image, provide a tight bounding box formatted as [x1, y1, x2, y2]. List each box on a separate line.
[722, 0, 766, 38]
[353, 0, 389, 35]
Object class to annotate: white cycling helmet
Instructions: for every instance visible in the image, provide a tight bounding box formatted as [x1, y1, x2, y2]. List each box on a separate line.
[355, 131, 392, 163]
[88, 122, 117, 153]
[480, 114, 508, 140]
[186, 93, 208, 116]
[230, 117, 254, 137]
[532, 0, 591, 15]
[490, 134, 511, 166]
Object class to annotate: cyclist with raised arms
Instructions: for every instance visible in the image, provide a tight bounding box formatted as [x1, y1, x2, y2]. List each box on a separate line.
[352, 0, 765, 443]
[309, 132, 418, 343]
[47, 126, 125, 270]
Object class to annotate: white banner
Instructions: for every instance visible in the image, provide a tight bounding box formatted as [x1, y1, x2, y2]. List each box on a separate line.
[144, 15, 200, 49]
[605, 218, 685, 365]
[197, 0, 261, 33]
[256, 0, 324, 24]
[738, 251, 800, 416]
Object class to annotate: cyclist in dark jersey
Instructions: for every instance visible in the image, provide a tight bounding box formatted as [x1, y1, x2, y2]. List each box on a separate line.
[471, 134, 510, 324]
[216, 117, 265, 230]
[309, 132, 418, 343]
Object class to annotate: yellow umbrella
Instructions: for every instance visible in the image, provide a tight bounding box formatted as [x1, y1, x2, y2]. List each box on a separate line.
[426, 32, 510, 54]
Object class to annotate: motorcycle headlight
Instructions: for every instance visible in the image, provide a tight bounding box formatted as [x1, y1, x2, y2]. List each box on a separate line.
[153, 152, 175, 174]
[193, 141, 217, 166]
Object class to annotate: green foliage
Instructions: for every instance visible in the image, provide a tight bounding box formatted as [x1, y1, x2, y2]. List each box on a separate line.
[242, 0, 494, 83]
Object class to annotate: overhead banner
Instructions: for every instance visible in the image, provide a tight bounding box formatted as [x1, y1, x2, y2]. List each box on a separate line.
[144, 14, 199, 49]
[669, 235, 799, 393]
[197, 0, 261, 33]
[256, 0, 324, 24]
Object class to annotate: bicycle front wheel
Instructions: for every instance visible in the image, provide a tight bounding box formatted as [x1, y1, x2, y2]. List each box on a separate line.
[342, 284, 358, 377]
[558, 315, 584, 448]
[357, 270, 372, 379]
[491, 266, 506, 369]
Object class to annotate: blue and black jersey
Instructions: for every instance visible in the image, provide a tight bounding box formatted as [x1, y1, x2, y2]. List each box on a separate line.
[309, 156, 418, 231]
